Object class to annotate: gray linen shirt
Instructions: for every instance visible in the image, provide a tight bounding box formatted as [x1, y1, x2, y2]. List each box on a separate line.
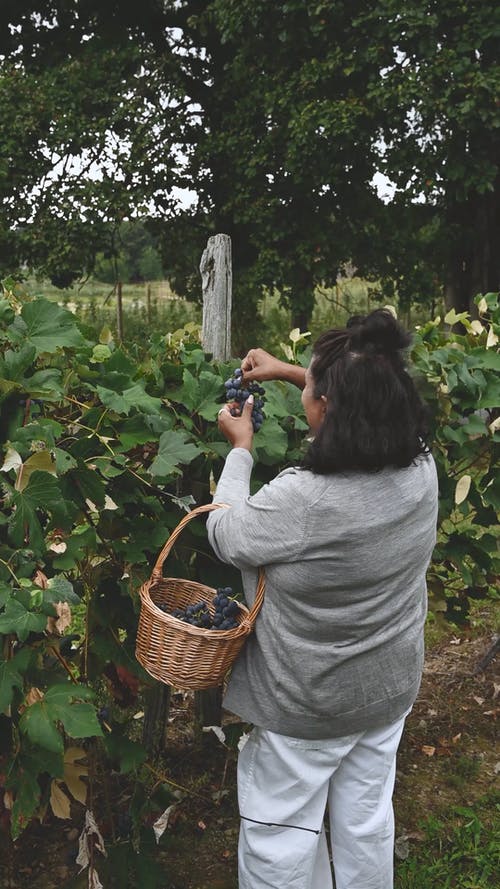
[207, 448, 438, 739]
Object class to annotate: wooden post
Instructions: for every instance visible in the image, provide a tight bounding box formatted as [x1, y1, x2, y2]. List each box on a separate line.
[194, 235, 233, 730]
[116, 280, 124, 342]
[146, 282, 152, 324]
[142, 684, 171, 757]
[200, 233, 232, 361]
[194, 686, 223, 737]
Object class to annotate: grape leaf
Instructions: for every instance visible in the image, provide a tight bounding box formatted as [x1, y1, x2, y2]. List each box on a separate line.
[9, 470, 64, 551]
[19, 684, 102, 754]
[19, 700, 65, 753]
[44, 576, 80, 605]
[3, 344, 37, 380]
[57, 702, 103, 740]
[96, 383, 163, 415]
[171, 368, 222, 420]
[149, 429, 201, 478]
[0, 599, 47, 642]
[0, 648, 32, 712]
[10, 765, 41, 840]
[103, 734, 147, 773]
[253, 418, 289, 464]
[118, 412, 173, 450]
[15, 299, 86, 355]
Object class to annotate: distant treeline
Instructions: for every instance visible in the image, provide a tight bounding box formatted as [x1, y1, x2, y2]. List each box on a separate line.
[93, 221, 164, 285]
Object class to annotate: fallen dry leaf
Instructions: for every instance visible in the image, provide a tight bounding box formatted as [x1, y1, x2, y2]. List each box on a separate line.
[49, 540, 67, 554]
[50, 780, 72, 820]
[25, 687, 44, 706]
[153, 804, 177, 844]
[46, 601, 72, 635]
[422, 745, 436, 756]
[76, 810, 107, 872]
[33, 570, 48, 589]
[62, 747, 88, 806]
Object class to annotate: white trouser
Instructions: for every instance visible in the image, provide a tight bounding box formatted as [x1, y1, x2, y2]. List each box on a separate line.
[237, 713, 408, 889]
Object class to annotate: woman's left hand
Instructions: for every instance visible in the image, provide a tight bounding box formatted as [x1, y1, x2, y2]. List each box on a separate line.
[218, 394, 254, 451]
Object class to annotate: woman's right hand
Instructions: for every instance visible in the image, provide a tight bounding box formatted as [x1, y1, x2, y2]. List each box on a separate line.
[241, 348, 287, 383]
[241, 348, 306, 389]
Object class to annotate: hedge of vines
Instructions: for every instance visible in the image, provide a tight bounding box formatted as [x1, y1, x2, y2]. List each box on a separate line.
[0, 280, 498, 878]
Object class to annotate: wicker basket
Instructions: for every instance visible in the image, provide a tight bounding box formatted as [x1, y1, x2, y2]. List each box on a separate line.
[135, 503, 265, 690]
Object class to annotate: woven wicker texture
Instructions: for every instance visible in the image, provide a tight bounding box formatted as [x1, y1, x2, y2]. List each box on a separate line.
[136, 503, 265, 689]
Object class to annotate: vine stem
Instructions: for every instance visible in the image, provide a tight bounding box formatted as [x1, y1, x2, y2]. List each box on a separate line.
[448, 444, 490, 479]
[0, 558, 21, 585]
[47, 644, 79, 684]
[144, 762, 212, 803]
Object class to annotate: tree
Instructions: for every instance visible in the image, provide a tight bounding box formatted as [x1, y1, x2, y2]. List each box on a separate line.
[0, 1, 185, 285]
[0, 1, 498, 325]
[367, 0, 500, 314]
[93, 221, 164, 284]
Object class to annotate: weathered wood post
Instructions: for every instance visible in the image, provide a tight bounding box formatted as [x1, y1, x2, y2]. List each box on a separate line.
[146, 282, 152, 325]
[142, 684, 171, 758]
[200, 233, 232, 361]
[194, 234, 233, 731]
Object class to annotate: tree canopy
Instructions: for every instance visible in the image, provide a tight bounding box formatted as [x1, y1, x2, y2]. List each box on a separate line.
[0, 1, 498, 325]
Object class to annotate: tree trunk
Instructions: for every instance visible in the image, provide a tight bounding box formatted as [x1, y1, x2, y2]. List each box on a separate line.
[290, 267, 315, 331]
[444, 178, 500, 317]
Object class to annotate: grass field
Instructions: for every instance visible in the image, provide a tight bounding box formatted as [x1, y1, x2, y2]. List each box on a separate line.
[25, 275, 442, 357]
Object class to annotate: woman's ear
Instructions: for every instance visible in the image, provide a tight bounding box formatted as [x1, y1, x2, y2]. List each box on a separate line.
[321, 395, 327, 414]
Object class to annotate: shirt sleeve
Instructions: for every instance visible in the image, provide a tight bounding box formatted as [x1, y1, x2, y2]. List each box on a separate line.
[206, 448, 310, 569]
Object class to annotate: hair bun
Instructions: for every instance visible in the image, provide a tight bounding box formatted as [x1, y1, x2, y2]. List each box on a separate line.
[347, 309, 411, 354]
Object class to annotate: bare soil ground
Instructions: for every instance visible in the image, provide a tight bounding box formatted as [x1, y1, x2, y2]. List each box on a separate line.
[1, 616, 498, 889]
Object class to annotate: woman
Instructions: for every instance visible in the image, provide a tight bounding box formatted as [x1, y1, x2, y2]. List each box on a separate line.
[206, 309, 438, 889]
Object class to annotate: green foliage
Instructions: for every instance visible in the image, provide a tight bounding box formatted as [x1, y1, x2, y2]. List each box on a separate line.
[2, 1, 498, 323]
[0, 279, 498, 850]
[396, 798, 500, 888]
[411, 294, 500, 623]
[93, 221, 164, 285]
[0, 280, 305, 841]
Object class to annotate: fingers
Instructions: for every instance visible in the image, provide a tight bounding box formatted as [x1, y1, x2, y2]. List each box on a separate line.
[243, 393, 254, 414]
[241, 348, 263, 378]
[240, 350, 256, 372]
[217, 396, 254, 450]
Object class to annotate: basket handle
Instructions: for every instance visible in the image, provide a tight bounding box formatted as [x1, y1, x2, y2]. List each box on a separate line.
[150, 501, 265, 628]
[151, 502, 230, 582]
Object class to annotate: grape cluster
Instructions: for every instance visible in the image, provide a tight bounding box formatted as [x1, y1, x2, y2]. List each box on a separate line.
[223, 368, 265, 431]
[159, 586, 242, 631]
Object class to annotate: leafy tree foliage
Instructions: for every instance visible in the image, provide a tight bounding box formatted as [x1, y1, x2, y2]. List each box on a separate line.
[368, 0, 500, 315]
[0, 1, 498, 322]
[93, 221, 164, 284]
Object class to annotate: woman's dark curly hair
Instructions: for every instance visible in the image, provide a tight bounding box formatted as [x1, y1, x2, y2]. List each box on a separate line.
[302, 308, 430, 473]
